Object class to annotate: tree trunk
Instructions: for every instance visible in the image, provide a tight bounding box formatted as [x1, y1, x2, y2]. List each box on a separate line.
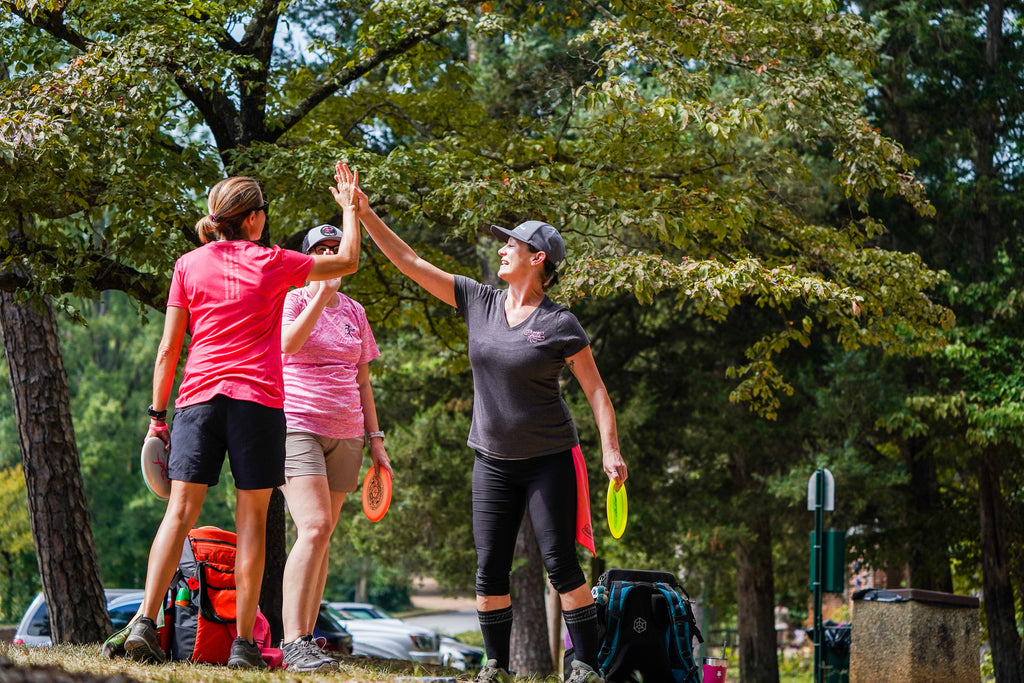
[903, 436, 953, 592]
[732, 450, 780, 683]
[0, 290, 110, 643]
[260, 488, 286, 646]
[735, 520, 780, 683]
[547, 580, 563, 672]
[509, 511, 553, 676]
[978, 447, 1023, 683]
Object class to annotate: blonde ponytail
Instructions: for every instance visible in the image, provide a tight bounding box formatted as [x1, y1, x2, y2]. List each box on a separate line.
[194, 177, 264, 243]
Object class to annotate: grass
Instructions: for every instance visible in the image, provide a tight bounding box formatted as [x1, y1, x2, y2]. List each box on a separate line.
[0, 642, 575, 683]
[1, 642, 825, 682]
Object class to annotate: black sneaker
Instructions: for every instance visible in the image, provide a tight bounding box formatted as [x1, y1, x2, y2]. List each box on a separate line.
[282, 635, 339, 672]
[227, 636, 267, 669]
[123, 617, 166, 664]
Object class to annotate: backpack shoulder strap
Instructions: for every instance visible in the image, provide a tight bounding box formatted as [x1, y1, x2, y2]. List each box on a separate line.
[655, 582, 704, 644]
[597, 581, 634, 670]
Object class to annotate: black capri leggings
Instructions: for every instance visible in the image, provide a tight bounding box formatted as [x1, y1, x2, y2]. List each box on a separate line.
[473, 450, 586, 596]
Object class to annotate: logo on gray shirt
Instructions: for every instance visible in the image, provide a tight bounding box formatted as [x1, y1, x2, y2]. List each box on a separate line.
[524, 329, 546, 344]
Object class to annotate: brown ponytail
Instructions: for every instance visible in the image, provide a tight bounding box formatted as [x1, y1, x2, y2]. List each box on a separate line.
[194, 177, 264, 244]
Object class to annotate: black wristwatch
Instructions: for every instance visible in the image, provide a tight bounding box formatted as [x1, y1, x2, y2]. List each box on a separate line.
[147, 405, 167, 420]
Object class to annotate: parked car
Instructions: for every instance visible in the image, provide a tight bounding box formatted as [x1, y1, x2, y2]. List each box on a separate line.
[310, 602, 356, 655]
[327, 600, 482, 670]
[13, 589, 144, 647]
[440, 634, 485, 671]
[325, 602, 442, 666]
[350, 636, 408, 660]
[96, 593, 354, 656]
[14, 589, 354, 657]
[329, 602, 395, 620]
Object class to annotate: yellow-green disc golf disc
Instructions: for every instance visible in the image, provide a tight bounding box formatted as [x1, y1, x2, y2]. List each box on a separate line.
[606, 480, 628, 539]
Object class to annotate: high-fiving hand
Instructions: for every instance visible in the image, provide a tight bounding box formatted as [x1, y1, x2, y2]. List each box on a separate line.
[330, 162, 359, 210]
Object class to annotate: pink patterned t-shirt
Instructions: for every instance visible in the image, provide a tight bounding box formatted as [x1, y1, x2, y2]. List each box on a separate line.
[282, 287, 381, 439]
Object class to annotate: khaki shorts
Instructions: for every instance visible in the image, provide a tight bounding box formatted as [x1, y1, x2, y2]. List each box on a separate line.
[284, 431, 363, 493]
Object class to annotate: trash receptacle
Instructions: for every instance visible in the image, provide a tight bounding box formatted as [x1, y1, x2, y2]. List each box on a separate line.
[809, 622, 850, 683]
[822, 625, 850, 682]
[850, 588, 979, 682]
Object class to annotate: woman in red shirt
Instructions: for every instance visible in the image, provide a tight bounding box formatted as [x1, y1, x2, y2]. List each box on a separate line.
[123, 166, 362, 668]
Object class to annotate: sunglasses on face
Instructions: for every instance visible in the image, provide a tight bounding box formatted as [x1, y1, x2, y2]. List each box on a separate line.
[251, 201, 270, 216]
[312, 243, 340, 255]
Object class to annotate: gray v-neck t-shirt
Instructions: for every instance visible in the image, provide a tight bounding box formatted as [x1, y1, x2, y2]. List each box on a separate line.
[454, 275, 589, 459]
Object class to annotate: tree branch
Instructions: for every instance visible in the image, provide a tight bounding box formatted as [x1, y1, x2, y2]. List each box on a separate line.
[269, 11, 456, 143]
[7, 3, 92, 52]
[0, 250, 168, 310]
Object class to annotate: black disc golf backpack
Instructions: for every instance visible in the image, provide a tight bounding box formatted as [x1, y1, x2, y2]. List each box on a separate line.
[566, 568, 703, 683]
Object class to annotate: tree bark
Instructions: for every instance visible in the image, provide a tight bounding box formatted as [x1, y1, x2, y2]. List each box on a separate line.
[978, 447, 1023, 683]
[732, 449, 780, 683]
[260, 488, 286, 646]
[903, 436, 953, 592]
[547, 579, 563, 672]
[0, 290, 110, 643]
[509, 511, 554, 676]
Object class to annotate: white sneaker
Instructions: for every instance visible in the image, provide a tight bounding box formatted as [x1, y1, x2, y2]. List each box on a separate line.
[565, 660, 604, 683]
[281, 635, 339, 672]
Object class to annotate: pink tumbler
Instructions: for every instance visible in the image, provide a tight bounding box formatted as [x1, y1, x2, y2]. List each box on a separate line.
[702, 656, 728, 681]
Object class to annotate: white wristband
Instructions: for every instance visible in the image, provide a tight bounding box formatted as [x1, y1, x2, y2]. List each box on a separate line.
[366, 430, 385, 442]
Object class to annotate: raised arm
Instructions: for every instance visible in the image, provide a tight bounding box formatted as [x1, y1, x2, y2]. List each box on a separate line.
[340, 164, 456, 307]
[309, 163, 361, 280]
[567, 345, 628, 487]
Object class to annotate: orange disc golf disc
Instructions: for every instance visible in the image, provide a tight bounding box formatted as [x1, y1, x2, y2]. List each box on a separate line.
[362, 466, 393, 522]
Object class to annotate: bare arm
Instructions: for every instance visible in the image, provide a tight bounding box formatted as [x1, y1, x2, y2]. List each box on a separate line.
[567, 345, 628, 487]
[150, 305, 189, 444]
[357, 363, 393, 477]
[344, 176, 456, 305]
[281, 281, 340, 354]
[309, 163, 361, 280]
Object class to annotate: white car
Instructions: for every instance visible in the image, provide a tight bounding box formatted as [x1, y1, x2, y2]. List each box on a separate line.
[326, 601, 442, 666]
[13, 589, 144, 646]
[440, 634, 485, 671]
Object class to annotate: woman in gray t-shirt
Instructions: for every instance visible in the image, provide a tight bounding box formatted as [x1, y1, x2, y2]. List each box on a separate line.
[347, 164, 627, 683]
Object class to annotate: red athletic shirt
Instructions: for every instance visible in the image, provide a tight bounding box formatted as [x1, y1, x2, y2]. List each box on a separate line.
[167, 241, 314, 409]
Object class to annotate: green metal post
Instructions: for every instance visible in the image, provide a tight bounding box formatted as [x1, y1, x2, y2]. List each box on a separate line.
[813, 469, 824, 683]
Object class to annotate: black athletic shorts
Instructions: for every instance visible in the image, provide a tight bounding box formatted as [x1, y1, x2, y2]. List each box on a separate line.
[168, 395, 286, 490]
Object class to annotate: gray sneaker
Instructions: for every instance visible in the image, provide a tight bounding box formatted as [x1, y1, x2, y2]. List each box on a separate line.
[282, 635, 339, 672]
[227, 636, 267, 669]
[474, 659, 513, 682]
[565, 660, 604, 683]
[123, 617, 166, 664]
[309, 635, 340, 666]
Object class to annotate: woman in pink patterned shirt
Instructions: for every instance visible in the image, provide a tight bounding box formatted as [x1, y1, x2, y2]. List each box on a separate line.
[277, 224, 393, 671]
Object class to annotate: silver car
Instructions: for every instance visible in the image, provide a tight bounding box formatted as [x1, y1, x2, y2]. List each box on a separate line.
[13, 589, 144, 646]
[440, 634, 485, 671]
[326, 601, 442, 666]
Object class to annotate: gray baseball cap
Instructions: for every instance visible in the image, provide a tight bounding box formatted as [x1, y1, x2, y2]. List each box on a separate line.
[301, 224, 342, 254]
[490, 220, 566, 268]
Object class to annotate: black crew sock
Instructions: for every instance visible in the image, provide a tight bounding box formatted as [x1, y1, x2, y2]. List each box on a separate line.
[478, 606, 514, 671]
[564, 603, 601, 671]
